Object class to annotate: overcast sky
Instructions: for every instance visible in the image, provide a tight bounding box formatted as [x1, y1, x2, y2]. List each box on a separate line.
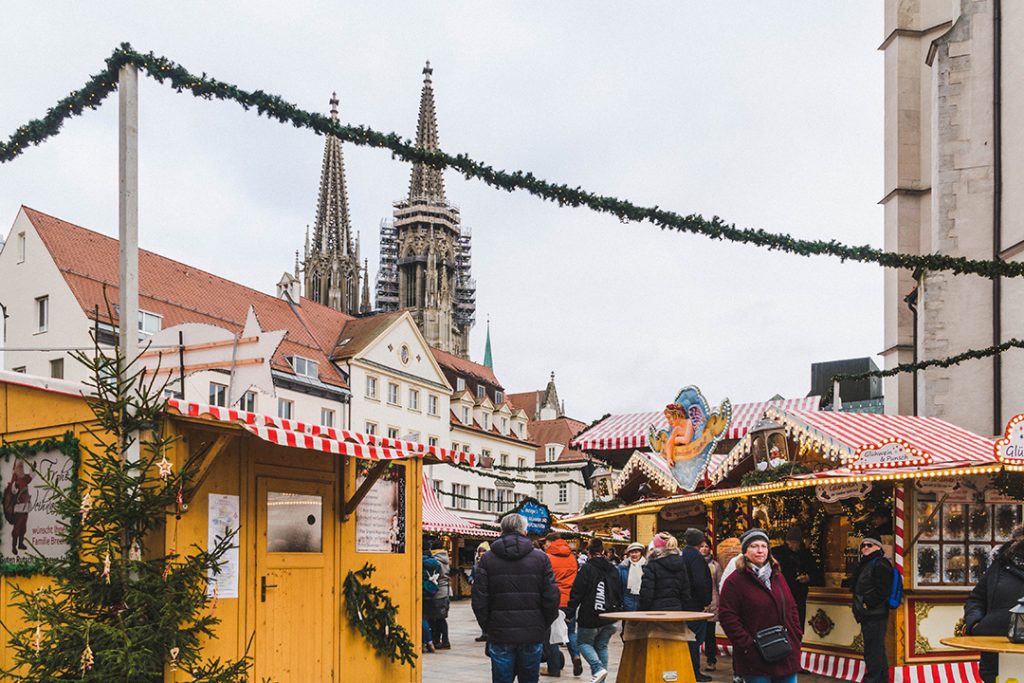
[1, 2, 884, 423]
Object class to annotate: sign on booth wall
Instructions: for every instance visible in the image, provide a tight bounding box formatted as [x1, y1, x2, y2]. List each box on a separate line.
[814, 481, 873, 503]
[914, 477, 976, 503]
[1, 449, 73, 565]
[207, 493, 240, 598]
[509, 499, 551, 536]
[995, 414, 1024, 464]
[851, 438, 932, 470]
[355, 464, 406, 554]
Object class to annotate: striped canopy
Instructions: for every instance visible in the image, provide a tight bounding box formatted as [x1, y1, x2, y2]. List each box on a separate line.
[422, 475, 498, 537]
[166, 398, 478, 465]
[571, 396, 821, 451]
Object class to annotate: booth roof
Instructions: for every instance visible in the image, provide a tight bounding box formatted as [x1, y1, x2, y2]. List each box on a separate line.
[422, 474, 499, 537]
[571, 396, 822, 452]
[565, 409, 1010, 523]
[167, 398, 478, 465]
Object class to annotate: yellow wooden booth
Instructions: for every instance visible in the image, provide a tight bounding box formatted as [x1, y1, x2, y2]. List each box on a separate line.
[0, 373, 469, 682]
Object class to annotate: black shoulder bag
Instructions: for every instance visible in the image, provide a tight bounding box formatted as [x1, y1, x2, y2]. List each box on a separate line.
[753, 575, 793, 663]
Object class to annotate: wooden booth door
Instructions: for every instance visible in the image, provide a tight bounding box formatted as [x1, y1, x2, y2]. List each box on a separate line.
[254, 477, 336, 682]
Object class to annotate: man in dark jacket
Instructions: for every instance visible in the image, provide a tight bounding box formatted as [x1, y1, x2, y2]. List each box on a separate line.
[964, 530, 1024, 683]
[773, 526, 824, 632]
[472, 513, 561, 683]
[681, 529, 714, 683]
[850, 537, 892, 683]
[566, 539, 623, 683]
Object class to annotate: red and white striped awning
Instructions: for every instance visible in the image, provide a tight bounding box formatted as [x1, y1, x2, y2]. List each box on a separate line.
[771, 408, 998, 467]
[166, 398, 478, 465]
[571, 396, 821, 451]
[422, 475, 498, 537]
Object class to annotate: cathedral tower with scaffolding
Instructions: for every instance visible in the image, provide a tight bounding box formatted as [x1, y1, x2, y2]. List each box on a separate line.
[376, 62, 475, 357]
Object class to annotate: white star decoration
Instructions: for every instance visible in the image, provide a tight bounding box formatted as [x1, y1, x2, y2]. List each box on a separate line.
[157, 455, 173, 480]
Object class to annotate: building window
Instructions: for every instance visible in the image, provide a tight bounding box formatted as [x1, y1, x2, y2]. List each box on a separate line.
[277, 398, 293, 420]
[483, 414, 490, 430]
[428, 436, 439, 447]
[546, 446, 558, 462]
[495, 390, 504, 404]
[456, 377, 466, 391]
[366, 376, 378, 399]
[49, 358, 64, 379]
[558, 483, 568, 504]
[500, 453, 509, 468]
[481, 449, 492, 466]
[451, 483, 470, 510]
[476, 385, 486, 400]
[479, 487, 496, 512]
[502, 417, 508, 433]
[321, 408, 335, 428]
[289, 356, 319, 379]
[240, 391, 256, 413]
[535, 484, 544, 502]
[209, 382, 227, 407]
[913, 496, 1022, 587]
[428, 394, 439, 416]
[387, 382, 400, 405]
[462, 406, 470, 424]
[17, 232, 26, 262]
[408, 388, 419, 411]
[387, 426, 400, 440]
[364, 421, 377, 436]
[138, 310, 162, 336]
[35, 296, 48, 333]
[518, 457, 526, 471]
[432, 479, 443, 498]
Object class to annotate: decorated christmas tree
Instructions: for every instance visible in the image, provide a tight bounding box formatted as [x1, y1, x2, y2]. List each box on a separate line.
[2, 343, 250, 681]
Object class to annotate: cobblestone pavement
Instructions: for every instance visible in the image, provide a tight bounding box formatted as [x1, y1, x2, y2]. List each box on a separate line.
[423, 600, 843, 683]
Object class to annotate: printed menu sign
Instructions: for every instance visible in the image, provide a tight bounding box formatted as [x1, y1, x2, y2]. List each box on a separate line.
[1, 449, 73, 564]
[356, 464, 406, 553]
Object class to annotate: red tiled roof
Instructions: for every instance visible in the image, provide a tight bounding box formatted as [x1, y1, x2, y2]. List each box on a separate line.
[507, 391, 541, 418]
[331, 311, 405, 359]
[530, 417, 588, 464]
[25, 207, 352, 389]
[430, 347, 503, 389]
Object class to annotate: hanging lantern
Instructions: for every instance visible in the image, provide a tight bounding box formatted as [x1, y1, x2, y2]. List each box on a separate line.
[1009, 597, 1024, 643]
[749, 418, 789, 471]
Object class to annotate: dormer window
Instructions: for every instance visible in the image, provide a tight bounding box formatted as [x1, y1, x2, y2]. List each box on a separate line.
[495, 390, 504, 404]
[456, 377, 466, 391]
[138, 310, 162, 336]
[501, 417, 508, 433]
[462, 406, 470, 424]
[289, 355, 319, 379]
[483, 414, 490, 430]
[476, 385, 486, 400]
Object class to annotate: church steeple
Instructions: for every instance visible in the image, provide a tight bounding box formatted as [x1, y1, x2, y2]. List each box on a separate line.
[360, 259, 371, 313]
[408, 61, 446, 204]
[483, 317, 493, 369]
[302, 93, 362, 314]
[312, 92, 354, 257]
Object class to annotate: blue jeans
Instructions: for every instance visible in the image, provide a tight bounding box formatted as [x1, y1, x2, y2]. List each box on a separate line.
[687, 621, 706, 678]
[744, 676, 797, 683]
[544, 615, 580, 673]
[576, 623, 616, 675]
[489, 642, 544, 683]
[422, 618, 432, 645]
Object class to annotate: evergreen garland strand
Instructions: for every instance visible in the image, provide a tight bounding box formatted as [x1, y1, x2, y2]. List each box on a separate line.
[343, 563, 417, 668]
[825, 337, 1024, 405]
[2, 43, 1024, 280]
[446, 460, 589, 487]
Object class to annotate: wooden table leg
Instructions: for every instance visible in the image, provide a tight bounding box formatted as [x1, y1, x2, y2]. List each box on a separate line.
[615, 636, 696, 683]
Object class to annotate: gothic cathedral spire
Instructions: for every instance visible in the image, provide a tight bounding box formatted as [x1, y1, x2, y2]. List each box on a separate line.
[408, 62, 446, 204]
[302, 93, 362, 314]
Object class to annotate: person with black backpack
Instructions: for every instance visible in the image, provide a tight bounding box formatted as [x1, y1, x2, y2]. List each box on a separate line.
[850, 536, 892, 683]
[566, 539, 623, 683]
[964, 526, 1024, 683]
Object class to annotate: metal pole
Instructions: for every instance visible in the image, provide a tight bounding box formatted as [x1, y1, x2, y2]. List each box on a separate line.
[119, 64, 140, 464]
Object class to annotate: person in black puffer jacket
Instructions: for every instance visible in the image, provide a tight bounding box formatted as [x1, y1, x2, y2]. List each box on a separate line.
[472, 513, 560, 683]
[639, 532, 693, 610]
[850, 537, 892, 683]
[566, 539, 623, 682]
[964, 527, 1024, 683]
[680, 529, 714, 682]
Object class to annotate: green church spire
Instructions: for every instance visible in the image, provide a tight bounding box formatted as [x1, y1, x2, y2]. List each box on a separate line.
[483, 316, 493, 369]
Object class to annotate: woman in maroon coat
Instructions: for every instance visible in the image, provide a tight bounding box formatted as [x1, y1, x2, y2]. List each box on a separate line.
[718, 529, 802, 683]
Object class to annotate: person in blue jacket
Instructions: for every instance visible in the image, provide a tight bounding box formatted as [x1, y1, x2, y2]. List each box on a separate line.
[617, 542, 647, 611]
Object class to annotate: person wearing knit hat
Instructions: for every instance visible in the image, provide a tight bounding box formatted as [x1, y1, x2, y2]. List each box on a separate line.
[618, 542, 647, 611]
[773, 526, 823, 634]
[740, 528, 770, 553]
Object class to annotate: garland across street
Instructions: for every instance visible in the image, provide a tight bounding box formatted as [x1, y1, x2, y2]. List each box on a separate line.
[3, 43, 1023, 388]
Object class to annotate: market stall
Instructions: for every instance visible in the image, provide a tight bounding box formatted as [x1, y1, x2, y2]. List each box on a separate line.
[421, 474, 498, 598]
[567, 405, 1023, 681]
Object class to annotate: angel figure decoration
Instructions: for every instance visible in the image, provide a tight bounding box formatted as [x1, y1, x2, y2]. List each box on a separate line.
[648, 386, 732, 491]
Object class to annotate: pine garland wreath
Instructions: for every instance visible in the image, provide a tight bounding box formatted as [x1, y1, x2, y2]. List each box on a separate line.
[738, 462, 811, 487]
[446, 460, 588, 487]
[3, 44, 1024, 281]
[343, 563, 417, 668]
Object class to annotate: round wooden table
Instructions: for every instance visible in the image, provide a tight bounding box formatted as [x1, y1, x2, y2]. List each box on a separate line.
[600, 611, 712, 683]
[940, 636, 1024, 683]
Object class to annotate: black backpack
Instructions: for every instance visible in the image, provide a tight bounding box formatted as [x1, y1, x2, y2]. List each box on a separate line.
[592, 564, 625, 615]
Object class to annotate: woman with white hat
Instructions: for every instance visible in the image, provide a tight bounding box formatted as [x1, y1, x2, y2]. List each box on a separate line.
[617, 542, 647, 611]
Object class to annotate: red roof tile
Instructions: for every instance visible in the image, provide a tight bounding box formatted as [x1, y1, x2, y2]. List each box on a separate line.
[507, 391, 542, 418]
[530, 417, 589, 464]
[25, 207, 352, 389]
[430, 347, 503, 389]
